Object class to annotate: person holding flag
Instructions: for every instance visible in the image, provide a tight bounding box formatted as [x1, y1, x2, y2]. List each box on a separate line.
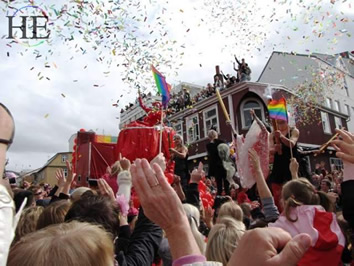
[137, 65, 171, 127]
[268, 97, 300, 211]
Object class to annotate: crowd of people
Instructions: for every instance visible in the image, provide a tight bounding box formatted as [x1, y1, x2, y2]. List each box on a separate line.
[1, 94, 354, 266]
[121, 56, 252, 115]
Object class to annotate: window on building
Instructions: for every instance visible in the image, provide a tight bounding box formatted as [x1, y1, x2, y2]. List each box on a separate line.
[344, 86, 349, 97]
[344, 79, 349, 97]
[203, 106, 219, 135]
[334, 100, 340, 112]
[330, 158, 343, 171]
[345, 104, 350, 116]
[63, 168, 68, 177]
[326, 98, 332, 109]
[173, 122, 183, 137]
[186, 114, 200, 143]
[334, 117, 343, 129]
[61, 154, 68, 163]
[321, 111, 331, 134]
[240, 99, 264, 129]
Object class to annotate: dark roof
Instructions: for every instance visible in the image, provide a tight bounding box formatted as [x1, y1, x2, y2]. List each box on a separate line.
[26, 152, 71, 175]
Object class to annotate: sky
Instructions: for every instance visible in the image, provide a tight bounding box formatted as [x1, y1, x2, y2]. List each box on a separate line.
[0, 0, 353, 172]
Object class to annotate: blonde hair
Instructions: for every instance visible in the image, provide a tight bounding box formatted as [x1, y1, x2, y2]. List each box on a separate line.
[183, 204, 206, 254]
[14, 206, 44, 243]
[36, 200, 71, 230]
[282, 178, 333, 222]
[218, 201, 243, 222]
[111, 161, 122, 176]
[206, 216, 246, 265]
[208, 130, 218, 140]
[8, 221, 114, 266]
[70, 187, 91, 202]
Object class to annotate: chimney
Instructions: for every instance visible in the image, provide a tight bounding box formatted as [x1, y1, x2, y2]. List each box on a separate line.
[215, 65, 220, 75]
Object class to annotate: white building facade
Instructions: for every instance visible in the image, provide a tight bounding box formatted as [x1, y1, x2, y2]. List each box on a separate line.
[258, 51, 354, 131]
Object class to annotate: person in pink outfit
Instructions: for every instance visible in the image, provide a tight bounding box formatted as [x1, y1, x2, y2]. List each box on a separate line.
[269, 178, 345, 266]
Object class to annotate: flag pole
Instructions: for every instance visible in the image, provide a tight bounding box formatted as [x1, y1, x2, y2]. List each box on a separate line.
[288, 125, 293, 159]
[159, 105, 164, 154]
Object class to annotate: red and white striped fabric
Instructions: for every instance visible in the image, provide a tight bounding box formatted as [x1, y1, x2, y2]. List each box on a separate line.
[269, 205, 345, 266]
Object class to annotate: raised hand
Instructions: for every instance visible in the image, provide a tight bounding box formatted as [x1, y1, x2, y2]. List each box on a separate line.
[98, 179, 115, 202]
[65, 160, 76, 184]
[204, 205, 214, 229]
[190, 162, 205, 184]
[55, 168, 66, 188]
[131, 159, 184, 230]
[150, 153, 166, 172]
[119, 157, 131, 171]
[249, 148, 261, 171]
[331, 128, 354, 164]
[131, 158, 201, 260]
[228, 228, 311, 266]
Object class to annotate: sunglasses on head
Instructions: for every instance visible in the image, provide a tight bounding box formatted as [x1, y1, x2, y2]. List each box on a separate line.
[34, 190, 43, 196]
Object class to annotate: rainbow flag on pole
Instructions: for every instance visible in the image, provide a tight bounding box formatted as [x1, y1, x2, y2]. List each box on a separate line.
[267, 97, 288, 122]
[151, 65, 171, 108]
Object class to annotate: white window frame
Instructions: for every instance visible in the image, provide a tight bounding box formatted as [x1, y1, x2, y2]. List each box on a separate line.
[61, 154, 68, 163]
[326, 98, 332, 109]
[240, 98, 265, 129]
[186, 114, 200, 144]
[344, 79, 349, 97]
[203, 105, 220, 137]
[173, 121, 183, 137]
[344, 86, 349, 97]
[334, 100, 340, 112]
[345, 104, 350, 116]
[334, 116, 343, 129]
[63, 168, 68, 177]
[330, 157, 343, 171]
[321, 111, 331, 134]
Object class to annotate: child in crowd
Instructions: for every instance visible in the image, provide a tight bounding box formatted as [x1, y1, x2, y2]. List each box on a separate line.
[269, 178, 345, 266]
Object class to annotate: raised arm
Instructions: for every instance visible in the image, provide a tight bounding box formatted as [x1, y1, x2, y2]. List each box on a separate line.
[331, 128, 354, 228]
[249, 149, 272, 199]
[250, 109, 267, 132]
[138, 93, 151, 114]
[278, 127, 299, 148]
[269, 132, 276, 155]
[131, 159, 204, 264]
[169, 146, 188, 159]
[185, 162, 204, 208]
[227, 228, 311, 266]
[249, 149, 279, 221]
[233, 62, 238, 72]
[62, 160, 75, 196]
[289, 158, 299, 180]
[234, 54, 241, 65]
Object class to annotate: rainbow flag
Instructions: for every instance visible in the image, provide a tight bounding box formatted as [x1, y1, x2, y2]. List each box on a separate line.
[267, 97, 288, 122]
[151, 65, 171, 108]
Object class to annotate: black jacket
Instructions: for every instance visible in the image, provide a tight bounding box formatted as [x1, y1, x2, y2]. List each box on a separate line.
[116, 208, 163, 266]
[206, 139, 225, 178]
[341, 180, 354, 229]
